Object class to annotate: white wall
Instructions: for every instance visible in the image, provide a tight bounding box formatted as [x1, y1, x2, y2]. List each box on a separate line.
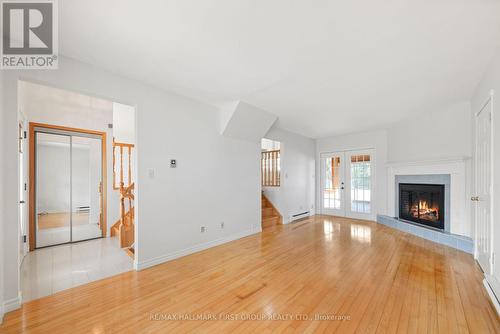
[113, 102, 135, 144]
[261, 138, 280, 151]
[1, 57, 262, 310]
[19, 81, 120, 236]
[387, 101, 473, 237]
[316, 130, 389, 218]
[472, 50, 500, 283]
[387, 101, 473, 162]
[263, 127, 315, 222]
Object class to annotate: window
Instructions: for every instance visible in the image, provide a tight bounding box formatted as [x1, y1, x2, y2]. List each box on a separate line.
[350, 154, 371, 213]
[324, 156, 342, 209]
[261, 150, 280, 187]
[113, 139, 134, 189]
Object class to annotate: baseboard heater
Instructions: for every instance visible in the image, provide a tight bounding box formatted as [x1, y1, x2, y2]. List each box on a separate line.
[292, 211, 310, 219]
[76, 206, 90, 213]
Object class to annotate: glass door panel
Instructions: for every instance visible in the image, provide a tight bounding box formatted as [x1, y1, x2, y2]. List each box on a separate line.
[71, 135, 103, 242]
[35, 132, 71, 248]
[346, 150, 374, 219]
[321, 152, 345, 216]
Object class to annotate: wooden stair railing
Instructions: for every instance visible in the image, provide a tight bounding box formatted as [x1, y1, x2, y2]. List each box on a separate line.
[261, 150, 280, 187]
[113, 139, 134, 190]
[111, 182, 135, 251]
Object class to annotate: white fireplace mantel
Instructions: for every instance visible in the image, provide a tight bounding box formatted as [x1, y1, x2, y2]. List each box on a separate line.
[387, 156, 472, 237]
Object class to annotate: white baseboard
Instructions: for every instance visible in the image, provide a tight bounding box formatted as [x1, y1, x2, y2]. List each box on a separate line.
[484, 275, 500, 316]
[136, 228, 257, 271]
[3, 293, 21, 314]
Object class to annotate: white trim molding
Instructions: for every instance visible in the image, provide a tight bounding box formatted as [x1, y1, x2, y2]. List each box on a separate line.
[387, 156, 472, 237]
[484, 275, 500, 316]
[3, 292, 21, 314]
[135, 229, 258, 271]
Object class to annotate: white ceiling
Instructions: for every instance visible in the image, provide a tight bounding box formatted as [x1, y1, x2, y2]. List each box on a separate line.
[59, 0, 500, 138]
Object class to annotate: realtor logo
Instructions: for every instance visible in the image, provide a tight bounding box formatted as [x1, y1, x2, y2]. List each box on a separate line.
[1, 0, 58, 69]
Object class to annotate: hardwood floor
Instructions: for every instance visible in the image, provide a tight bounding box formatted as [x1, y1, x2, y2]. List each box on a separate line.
[2, 215, 499, 333]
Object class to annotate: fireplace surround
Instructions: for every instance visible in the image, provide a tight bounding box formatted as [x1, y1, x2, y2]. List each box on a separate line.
[378, 158, 472, 253]
[399, 183, 445, 230]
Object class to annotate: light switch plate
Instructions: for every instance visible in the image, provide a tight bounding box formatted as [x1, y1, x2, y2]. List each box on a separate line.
[148, 169, 155, 178]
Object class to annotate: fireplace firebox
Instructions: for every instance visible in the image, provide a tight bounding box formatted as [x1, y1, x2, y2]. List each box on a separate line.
[399, 183, 445, 230]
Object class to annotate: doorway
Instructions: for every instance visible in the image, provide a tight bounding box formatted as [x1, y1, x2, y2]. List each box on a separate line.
[29, 123, 107, 250]
[473, 96, 493, 274]
[320, 149, 375, 220]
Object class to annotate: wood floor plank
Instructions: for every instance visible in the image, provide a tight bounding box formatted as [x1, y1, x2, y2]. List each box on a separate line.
[1, 215, 499, 333]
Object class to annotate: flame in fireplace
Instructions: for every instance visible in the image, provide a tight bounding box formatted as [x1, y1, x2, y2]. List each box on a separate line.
[411, 199, 439, 221]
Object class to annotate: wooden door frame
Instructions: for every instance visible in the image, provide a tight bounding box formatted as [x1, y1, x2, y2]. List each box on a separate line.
[29, 122, 108, 251]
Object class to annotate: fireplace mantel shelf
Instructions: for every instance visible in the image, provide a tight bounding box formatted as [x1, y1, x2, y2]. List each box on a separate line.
[386, 156, 471, 167]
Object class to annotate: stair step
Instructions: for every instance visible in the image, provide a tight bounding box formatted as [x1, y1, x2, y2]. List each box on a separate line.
[262, 216, 280, 228]
[262, 207, 274, 216]
[111, 225, 120, 237]
[124, 247, 134, 259]
[261, 194, 281, 228]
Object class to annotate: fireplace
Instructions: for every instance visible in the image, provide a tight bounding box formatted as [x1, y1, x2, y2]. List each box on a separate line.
[399, 183, 445, 230]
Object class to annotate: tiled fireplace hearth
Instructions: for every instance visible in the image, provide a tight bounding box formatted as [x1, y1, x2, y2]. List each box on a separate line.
[376, 215, 473, 253]
[377, 157, 473, 254]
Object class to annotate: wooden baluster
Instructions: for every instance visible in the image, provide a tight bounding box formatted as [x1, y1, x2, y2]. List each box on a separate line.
[274, 151, 277, 186]
[277, 151, 280, 186]
[120, 181, 125, 228]
[271, 151, 274, 186]
[112, 143, 116, 189]
[128, 146, 132, 186]
[120, 146, 124, 187]
[263, 152, 266, 186]
[260, 152, 264, 186]
[265, 152, 268, 186]
[266, 152, 269, 186]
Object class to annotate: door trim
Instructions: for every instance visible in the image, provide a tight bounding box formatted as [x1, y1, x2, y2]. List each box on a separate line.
[320, 151, 346, 217]
[473, 89, 494, 274]
[29, 122, 108, 251]
[345, 148, 377, 221]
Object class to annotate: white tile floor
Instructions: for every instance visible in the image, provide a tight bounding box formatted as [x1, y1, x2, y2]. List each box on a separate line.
[21, 236, 133, 302]
[36, 224, 102, 248]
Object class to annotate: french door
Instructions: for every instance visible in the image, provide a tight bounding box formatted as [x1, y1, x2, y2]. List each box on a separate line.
[474, 97, 493, 274]
[321, 149, 375, 220]
[31, 124, 106, 249]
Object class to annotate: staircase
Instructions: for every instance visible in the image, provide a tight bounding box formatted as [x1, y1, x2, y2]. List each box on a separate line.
[261, 193, 282, 228]
[110, 182, 135, 258]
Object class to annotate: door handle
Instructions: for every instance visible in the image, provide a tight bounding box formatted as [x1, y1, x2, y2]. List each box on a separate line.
[471, 196, 479, 201]
[19, 200, 25, 204]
